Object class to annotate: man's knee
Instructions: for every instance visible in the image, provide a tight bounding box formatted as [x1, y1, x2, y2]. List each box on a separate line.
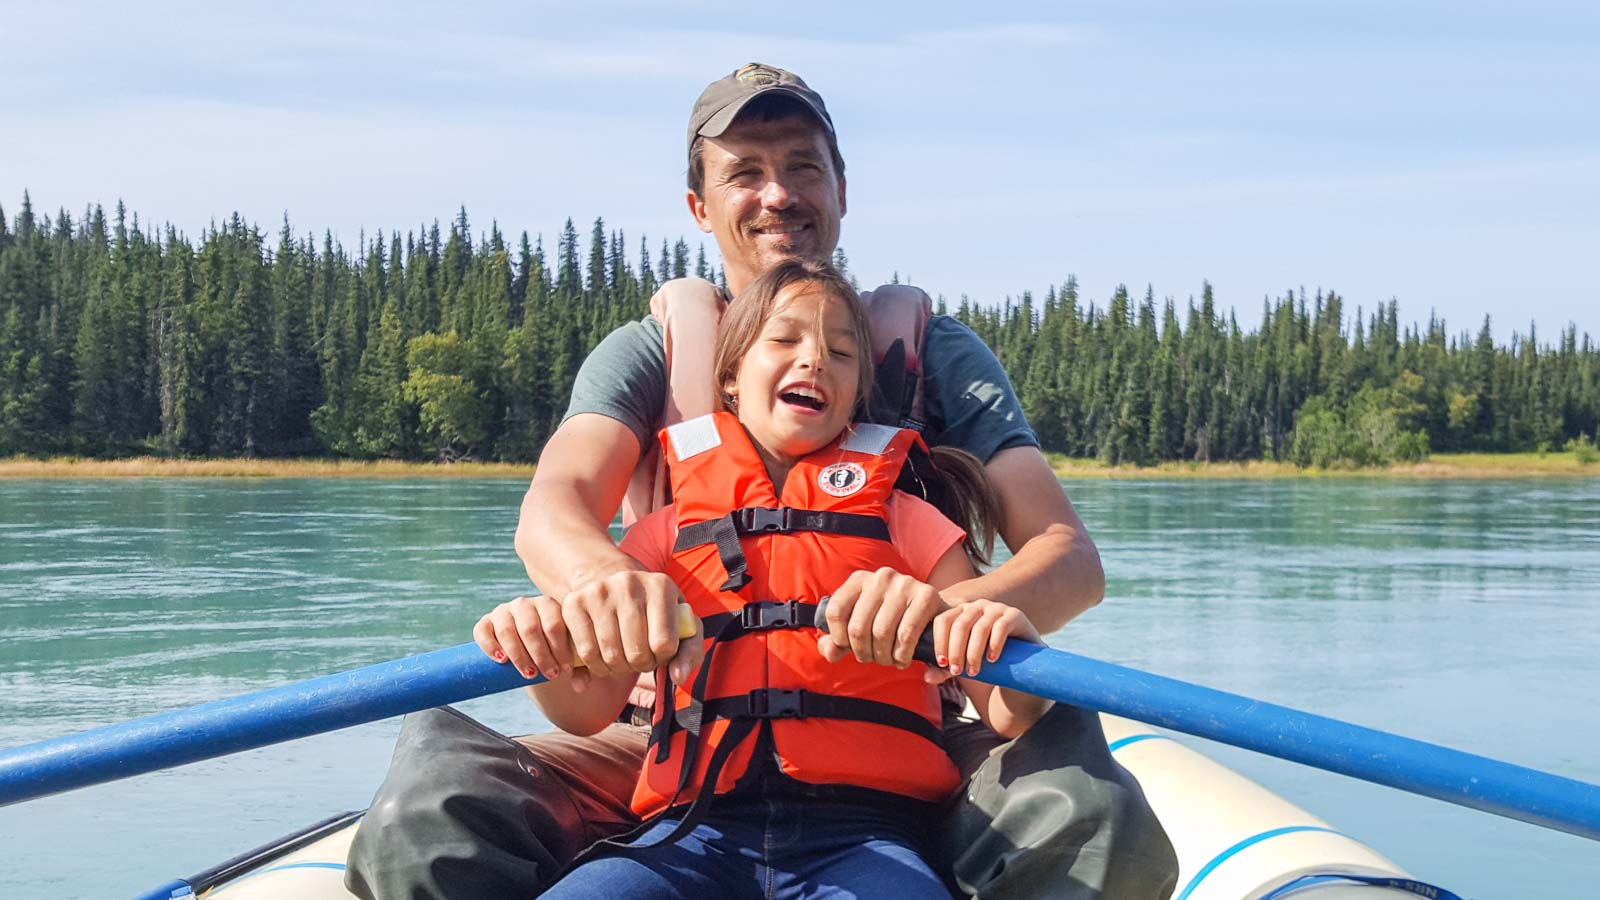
[944, 705, 1178, 899]
[345, 708, 570, 900]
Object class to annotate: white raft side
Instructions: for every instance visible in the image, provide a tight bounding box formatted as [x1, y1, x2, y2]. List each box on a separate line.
[203, 718, 1432, 900]
[1101, 714, 1423, 899]
[204, 823, 358, 899]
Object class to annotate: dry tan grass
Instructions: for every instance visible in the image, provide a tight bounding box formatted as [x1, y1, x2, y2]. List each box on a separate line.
[0, 456, 537, 479]
[1047, 451, 1600, 479]
[5, 452, 1592, 480]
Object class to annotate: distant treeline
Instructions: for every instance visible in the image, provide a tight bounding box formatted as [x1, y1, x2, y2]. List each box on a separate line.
[1, 193, 1595, 467]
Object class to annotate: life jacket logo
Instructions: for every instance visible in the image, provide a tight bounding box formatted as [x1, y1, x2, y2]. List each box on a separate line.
[818, 462, 868, 497]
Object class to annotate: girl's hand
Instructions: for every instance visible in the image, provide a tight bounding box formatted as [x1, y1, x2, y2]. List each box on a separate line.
[932, 599, 1040, 679]
[820, 567, 949, 668]
[474, 594, 579, 684]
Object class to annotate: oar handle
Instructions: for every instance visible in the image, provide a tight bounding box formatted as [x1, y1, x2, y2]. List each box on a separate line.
[563, 602, 699, 668]
[812, 596, 939, 664]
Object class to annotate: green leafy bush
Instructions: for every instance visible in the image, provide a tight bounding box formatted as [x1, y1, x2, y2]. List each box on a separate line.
[1291, 372, 1430, 468]
[1567, 433, 1599, 465]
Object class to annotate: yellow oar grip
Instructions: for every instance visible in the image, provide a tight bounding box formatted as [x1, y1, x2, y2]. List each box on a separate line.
[565, 602, 699, 669]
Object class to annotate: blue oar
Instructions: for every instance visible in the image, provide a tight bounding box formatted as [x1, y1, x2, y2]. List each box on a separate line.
[2, 628, 1598, 843]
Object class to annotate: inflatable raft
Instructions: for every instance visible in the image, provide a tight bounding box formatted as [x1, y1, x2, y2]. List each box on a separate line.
[162, 714, 1451, 900]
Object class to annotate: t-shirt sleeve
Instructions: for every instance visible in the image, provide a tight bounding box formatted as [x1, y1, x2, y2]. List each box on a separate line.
[561, 316, 667, 451]
[886, 490, 966, 582]
[617, 505, 678, 573]
[921, 315, 1040, 462]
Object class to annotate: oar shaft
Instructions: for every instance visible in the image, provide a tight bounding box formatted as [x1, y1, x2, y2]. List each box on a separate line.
[3, 628, 1598, 844]
[0, 605, 698, 808]
[980, 641, 1600, 842]
[0, 643, 541, 806]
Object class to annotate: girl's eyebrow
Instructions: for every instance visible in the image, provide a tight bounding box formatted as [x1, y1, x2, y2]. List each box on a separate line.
[764, 313, 856, 341]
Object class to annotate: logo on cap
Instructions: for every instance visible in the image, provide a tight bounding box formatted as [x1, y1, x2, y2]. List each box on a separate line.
[818, 462, 868, 497]
[738, 63, 781, 86]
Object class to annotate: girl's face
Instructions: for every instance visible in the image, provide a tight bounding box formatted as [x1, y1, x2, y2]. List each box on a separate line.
[726, 281, 862, 474]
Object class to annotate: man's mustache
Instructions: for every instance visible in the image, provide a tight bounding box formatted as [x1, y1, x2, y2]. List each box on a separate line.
[746, 214, 813, 233]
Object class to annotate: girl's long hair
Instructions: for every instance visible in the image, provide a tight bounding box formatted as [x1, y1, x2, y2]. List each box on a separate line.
[715, 260, 1001, 568]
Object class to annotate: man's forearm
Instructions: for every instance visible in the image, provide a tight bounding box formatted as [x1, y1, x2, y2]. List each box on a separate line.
[937, 446, 1107, 635]
[940, 522, 1104, 634]
[513, 413, 648, 596]
[514, 482, 645, 597]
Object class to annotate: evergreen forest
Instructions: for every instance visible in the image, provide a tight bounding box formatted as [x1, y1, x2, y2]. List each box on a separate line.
[1, 194, 1595, 468]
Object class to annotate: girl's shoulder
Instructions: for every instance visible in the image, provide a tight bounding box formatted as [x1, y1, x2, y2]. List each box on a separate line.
[619, 504, 680, 572]
[885, 490, 965, 581]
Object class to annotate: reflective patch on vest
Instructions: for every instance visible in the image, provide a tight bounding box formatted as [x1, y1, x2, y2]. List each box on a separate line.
[839, 423, 897, 456]
[818, 462, 869, 497]
[666, 416, 722, 460]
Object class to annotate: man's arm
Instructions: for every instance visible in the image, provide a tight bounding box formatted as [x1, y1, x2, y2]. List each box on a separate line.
[938, 445, 1104, 634]
[915, 312, 1104, 634]
[515, 413, 644, 597]
[511, 413, 704, 694]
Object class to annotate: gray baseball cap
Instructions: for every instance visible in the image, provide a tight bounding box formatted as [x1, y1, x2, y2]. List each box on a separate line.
[687, 63, 835, 158]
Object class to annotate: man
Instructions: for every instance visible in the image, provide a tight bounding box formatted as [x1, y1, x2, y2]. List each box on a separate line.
[347, 64, 1176, 899]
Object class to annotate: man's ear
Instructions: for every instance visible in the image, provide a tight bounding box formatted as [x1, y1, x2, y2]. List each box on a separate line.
[686, 190, 714, 234]
[837, 176, 847, 219]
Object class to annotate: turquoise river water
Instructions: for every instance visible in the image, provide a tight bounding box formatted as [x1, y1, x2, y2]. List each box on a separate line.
[1, 477, 1597, 898]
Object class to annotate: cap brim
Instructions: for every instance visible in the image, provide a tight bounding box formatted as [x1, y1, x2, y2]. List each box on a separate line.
[697, 85, 831, 140]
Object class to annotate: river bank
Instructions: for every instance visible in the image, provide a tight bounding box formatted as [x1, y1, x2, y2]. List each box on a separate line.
[2, 452, 1595, 479]
[0, 456, 538, 478]
[1047, 451, 1599, 478]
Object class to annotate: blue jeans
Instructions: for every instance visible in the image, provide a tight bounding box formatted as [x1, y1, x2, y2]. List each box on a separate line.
[541, 791, 952, 900]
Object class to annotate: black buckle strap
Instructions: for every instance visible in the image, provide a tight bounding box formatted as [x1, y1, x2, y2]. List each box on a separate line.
[736, 506, 791, 533]
[700, 600, 820, 638]
[744, 687, 806, 718]
[674, 507, 890, 596]
[679, 688, 944, 746]
[675, 507, 891, 552]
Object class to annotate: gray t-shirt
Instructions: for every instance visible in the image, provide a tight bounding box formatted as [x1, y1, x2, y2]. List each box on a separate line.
[563, 314, 1040, 462]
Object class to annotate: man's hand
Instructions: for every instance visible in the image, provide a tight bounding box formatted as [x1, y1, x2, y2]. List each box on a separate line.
[559, 571, 703, 686]
[475, 572, 704, 690]
[819, 567, 949, 669]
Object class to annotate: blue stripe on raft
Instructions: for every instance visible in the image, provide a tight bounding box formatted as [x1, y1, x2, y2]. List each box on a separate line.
[1107, 733, 1174, 753]
[1257, 873, 1466, 900]
[1176, 825, 1345, 900]
[221, 861, 347, 887]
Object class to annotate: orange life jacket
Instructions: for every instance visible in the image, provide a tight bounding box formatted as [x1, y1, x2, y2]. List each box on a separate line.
[630, 411, 960, 823]
[620, 279, 933, 527]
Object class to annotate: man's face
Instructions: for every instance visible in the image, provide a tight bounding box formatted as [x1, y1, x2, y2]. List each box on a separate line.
[687, 114, 846, 295]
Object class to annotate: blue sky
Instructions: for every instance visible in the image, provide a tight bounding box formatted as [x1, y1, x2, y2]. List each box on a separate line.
[3, 1, 1596, 341]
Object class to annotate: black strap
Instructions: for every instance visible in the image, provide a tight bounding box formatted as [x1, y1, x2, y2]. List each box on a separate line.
[649, 613, 741, 765]
[675, 507, 890, 594]
[607, 716, 760, 856]
[870, 337, 926, 432]
[575, 715, 759, 860]
[893, 443, 934, 502]
[675, 507, 892, 549]
[699, 600, 821, 639]
[651, 687, 944, 750]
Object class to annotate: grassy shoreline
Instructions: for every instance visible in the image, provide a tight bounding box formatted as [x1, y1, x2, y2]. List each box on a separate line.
[1046, 451, 1599, 479]
[0, 456, 537, 479]
[1, 452, 1594, 479]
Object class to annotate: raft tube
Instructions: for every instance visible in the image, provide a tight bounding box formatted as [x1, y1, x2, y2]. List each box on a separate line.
[182, 716, 1456, 899]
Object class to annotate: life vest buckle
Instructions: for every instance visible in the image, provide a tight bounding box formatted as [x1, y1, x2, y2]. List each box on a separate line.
[745, 688, 807, 719]
[739, 600, 809, 631]
[737, 506, 792, 534]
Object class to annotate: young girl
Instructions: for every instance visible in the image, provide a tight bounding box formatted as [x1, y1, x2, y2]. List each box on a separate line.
[482, 259, 1049, 899]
